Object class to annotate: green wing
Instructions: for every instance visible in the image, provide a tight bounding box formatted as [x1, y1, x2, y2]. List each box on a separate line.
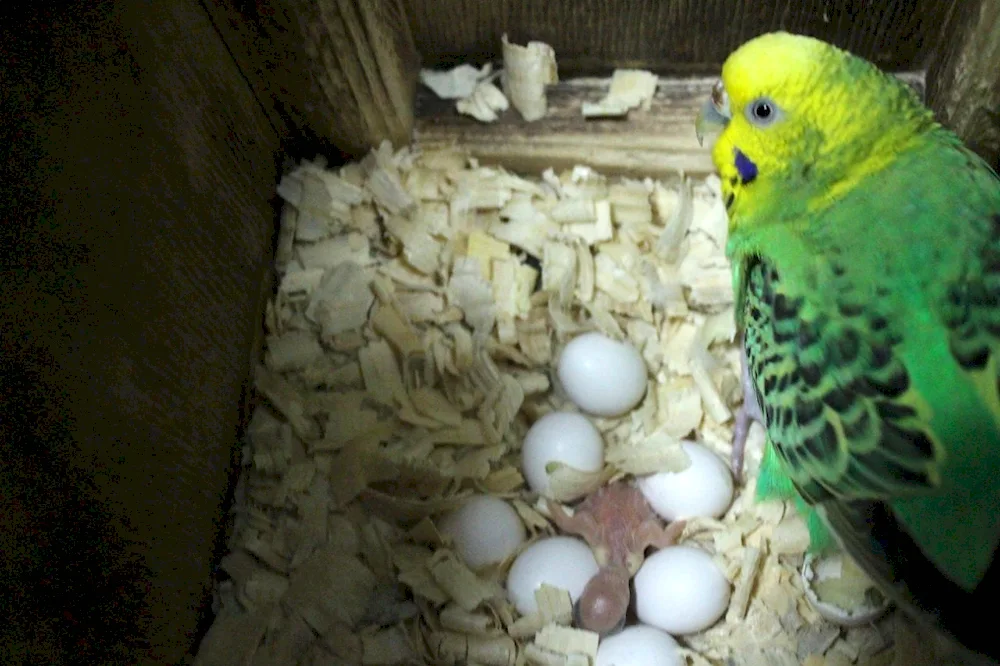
[742, 256, 944, 505]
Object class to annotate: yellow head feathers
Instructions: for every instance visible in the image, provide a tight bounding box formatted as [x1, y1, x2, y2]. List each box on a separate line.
[702, 32, 936, 219]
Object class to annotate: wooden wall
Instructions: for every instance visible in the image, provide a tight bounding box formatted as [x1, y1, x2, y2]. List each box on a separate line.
[404, 0, 960, 74]
[926, 0, 1000, 168]
[211, 0, 998, 165]
[0, 2, 279, 663]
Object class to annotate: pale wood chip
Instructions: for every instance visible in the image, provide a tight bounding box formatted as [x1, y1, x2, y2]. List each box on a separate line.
[605, 428, 690, 475]
[240, 567, 290, 611]
[541, 241, 576, 298]
[573, 240, 595, 303]
[361, 625, 415, 665]
[276, 266, 324, 301]
[655, 178, 693, 262]
[478, 373, 524, 444]
[192, 605, 275, 666]
[594, 251, 640, 302]
[249, 610, 315, 666]
[439, 604, 497, 635]
[428, 549, 501, 611]
[370, 302, 424, 363]
[358, 339, 409, 407]
[727, 546, 764, 623]
[456, 81, 511, 123]
[545, 462, 614, 502]
[449, 257, 497, 335]
[476, 466, 524, 495]
[771, 514, 811, 555]
[508, 585, 574, 638]
[368, 165, 416, 216]
[501, 35, 557, 122]
[255, 365, 321, 442]
[690, 345, 732, 424]
[428, 631, 518, 666]
[384, 214, 443, 274]
[306, 262, 375, 338]
[282, 548, 376, 633]
[296, 233, 374, 271]
[528, 624, 599, 665]
[581, 69, 658, 117]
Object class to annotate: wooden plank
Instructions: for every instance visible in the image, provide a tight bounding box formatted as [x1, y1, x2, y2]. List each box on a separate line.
[403, 0, 960, 74]
[204, 0, 421, 159]
[0, 1, 279, 663]
[414, 72, 926, 179]
[926, 0, 1000, 168]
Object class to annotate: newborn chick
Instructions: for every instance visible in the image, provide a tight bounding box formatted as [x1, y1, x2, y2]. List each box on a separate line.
[731, 333, 765, 482]
[547, 482, 684, 636]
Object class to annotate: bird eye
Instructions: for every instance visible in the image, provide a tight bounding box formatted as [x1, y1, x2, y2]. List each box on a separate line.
[745, 97, 781, 127]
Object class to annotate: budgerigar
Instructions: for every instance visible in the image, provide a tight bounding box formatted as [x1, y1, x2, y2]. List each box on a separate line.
[696, 32, 1000, 662]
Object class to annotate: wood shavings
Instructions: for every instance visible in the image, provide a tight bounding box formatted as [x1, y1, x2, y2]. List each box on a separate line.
[690, 344, 731, 423]
[449, 256, 497, 335]
[501, 35, 558, 122]
[358, 339, 409, 407]
[384, 215, 442, 274]
[594, 249, 640, 303]
[726, 546, 764, 623]
[421, 63, 494, 100]
[771, 514, 812, 554]
[457, 82, 511, 123]
[361, 626, 415, 665]
[508, 585, 574, 638]
[201, 136, 916, 666]
[511, 499, 554, 536]
[283, 549, 376, 632]
[264, 330, 324, 372]
[192, 606, 275, 666]
[305, 262, 375, 338]
[581, 69, 659, 118]
[439, 603, 496, 634]
[545, 462, 613, 503]
[525, 625, 599, 666]
[254, 365, 320, 442]
[428, 631, 518, 666]
[429, 549, 502, 611]
[605, 429, 690, 476]
[478, 372, 525, 445]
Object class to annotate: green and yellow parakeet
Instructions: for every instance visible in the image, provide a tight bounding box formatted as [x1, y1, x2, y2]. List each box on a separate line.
[696, 32, 1000, 661]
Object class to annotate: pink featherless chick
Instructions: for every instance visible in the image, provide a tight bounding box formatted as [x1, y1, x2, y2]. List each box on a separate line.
[547, 481, 685, 636]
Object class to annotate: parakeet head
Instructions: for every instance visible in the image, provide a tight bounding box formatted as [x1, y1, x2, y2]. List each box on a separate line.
[695, 32, 938, 220]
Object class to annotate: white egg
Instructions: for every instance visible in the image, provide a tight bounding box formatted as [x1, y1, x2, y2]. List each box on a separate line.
[638, 442, 734, 521]
[521, 411, 604, 497]
[634, 545, 731, 634]
[506, 536, 599, 616]
[596, 625, 683, 666]
[438, 495, 527, 570]
[557, 332, 647, 417]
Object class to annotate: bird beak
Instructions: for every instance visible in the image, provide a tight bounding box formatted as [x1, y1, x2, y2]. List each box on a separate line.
[695, 79, 731, 147]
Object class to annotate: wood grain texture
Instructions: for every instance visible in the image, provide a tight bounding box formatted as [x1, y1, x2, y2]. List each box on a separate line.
[926, 0, 1000, 168]
[414, 72, 926, 179]
[0, 1, 278, 663]
[205, 0, 420, 159]
[405, 0, 960, 74]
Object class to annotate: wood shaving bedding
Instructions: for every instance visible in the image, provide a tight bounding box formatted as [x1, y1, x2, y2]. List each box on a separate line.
[194, 137, 951, 666]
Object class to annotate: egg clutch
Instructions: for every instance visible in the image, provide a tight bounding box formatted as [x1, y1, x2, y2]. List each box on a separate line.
[438, 330, 737, 665]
